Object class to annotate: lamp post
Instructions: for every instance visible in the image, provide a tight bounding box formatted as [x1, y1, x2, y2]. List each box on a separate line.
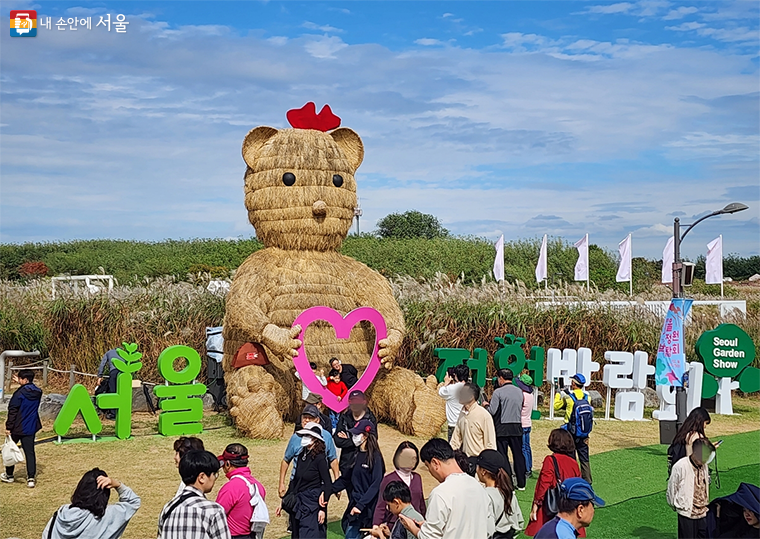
[671, 202, 748, 426]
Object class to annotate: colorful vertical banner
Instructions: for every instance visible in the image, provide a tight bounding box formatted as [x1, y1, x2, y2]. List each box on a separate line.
[655, 298, 693, 386]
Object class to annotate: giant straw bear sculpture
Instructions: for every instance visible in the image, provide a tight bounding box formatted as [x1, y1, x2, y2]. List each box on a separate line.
[223, 103, 445, 439]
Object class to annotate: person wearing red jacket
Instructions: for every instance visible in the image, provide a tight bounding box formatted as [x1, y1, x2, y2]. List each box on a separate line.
[326, 369, 349, 431]
[525, 429, 584, 537]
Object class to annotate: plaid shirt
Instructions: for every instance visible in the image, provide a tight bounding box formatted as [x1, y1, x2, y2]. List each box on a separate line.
[157, 486, 231, 539]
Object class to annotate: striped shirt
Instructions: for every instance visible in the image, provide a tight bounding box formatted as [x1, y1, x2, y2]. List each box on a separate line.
[157, 485, 231, 539]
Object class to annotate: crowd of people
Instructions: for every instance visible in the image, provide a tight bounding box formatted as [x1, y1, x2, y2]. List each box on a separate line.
[3, 360, 759, 539]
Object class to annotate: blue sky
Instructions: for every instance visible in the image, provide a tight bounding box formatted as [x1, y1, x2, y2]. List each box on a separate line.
[1, 0, 758, 259]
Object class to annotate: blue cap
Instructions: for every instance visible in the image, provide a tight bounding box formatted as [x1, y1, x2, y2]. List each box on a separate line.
[561, 478, 605, 506]
[572, 373, 586, 385]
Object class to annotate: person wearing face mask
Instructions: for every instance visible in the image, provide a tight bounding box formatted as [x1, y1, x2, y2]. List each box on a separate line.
[373, 442, 426, 528]
[279, 404, 340, 499]
[278, 426, 332, 539]
[332, 419, 386, 539]
[334, 390, 378, 476]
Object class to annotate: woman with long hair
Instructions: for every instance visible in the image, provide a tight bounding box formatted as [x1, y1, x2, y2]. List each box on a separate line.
[477, 449, 524, 539]
[372, 441, 426, 528]
[332, 419, 385, 539]
[672, 407, 711, 456]
[524, 429, 584, 537]
[280, 425, 332, 539]
[42, 468, 141, 539]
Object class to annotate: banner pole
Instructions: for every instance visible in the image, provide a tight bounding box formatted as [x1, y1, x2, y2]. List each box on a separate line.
[720, 234, 724, 298]
[586, 234, 590, 292]
[629, 234, 633, 297]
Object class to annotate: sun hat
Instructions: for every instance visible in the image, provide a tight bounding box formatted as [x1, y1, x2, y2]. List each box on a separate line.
[295, 425, 324, 442]
[571, 373, 586, 385]
[476, 449, 507, 475]
[348, 418, 376, 436]
[520, 374, 533, 386]
[561, 477, 605, 506]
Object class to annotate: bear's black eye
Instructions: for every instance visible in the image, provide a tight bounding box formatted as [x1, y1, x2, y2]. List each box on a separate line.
[332, 174, 344, 187]
[282, 172, 296, 186]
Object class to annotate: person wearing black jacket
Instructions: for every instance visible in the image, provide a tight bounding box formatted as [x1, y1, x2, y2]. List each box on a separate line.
[334, 390, 378, 474]
[282, 426, 332, 539]
[329, 357, 359, 391]
[332, 419, 385, 539]
[2, 369, 42, 488]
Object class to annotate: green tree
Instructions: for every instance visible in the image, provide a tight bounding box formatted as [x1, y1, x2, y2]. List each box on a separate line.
[376, 211, 449, 240]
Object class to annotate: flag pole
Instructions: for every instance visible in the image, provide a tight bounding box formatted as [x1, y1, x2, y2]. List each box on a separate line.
[720, 234, 724, 298]
[586, 233, 590, 292]
[629, 233, 633, 297]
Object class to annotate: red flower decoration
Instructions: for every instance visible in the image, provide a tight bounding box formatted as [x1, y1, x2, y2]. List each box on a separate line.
[287, 102, 341, 131]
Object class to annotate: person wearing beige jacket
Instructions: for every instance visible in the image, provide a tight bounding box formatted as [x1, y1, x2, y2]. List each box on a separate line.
[667, 438, 714, 539]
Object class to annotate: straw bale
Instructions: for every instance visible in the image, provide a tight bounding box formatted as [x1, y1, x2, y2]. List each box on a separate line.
[227, 365, 286, 439]
[368, 367, 446, 437]
[224, 121, 438, 438]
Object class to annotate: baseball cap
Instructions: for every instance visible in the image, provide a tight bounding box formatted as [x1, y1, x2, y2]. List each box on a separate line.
[348, 418, 376, 436]
[476, 449, 507, 475]
[561, 478, 605, 506]
[520, 374, 533, 386]
[302, 404, 320, 419]
[348, 389, 367, 403]
[571, 373, 586, 385]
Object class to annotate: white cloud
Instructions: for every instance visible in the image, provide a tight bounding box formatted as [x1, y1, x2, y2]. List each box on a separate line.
[415, 38, 445, 46]
[633, 223, 672, 237]
[585, 2, 634, 14]
[663, 6, 699, 20]
[303, 35, 348, 58]
[302, 21, 343, 33]
[666, 22, 706, 31]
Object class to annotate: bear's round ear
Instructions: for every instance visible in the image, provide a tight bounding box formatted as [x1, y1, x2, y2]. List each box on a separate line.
[242, 126, 279, 168]
[330, 127, 364, 171]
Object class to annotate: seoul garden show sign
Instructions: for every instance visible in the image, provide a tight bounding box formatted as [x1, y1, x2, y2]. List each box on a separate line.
[51, 325, 757, 441]
[435, 325, 758, 421]
[53, 343, 207, 441]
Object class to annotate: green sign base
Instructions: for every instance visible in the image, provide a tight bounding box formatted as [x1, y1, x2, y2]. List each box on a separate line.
[54, 435, 131, 445]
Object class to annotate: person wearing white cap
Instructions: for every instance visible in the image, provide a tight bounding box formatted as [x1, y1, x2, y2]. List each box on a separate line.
[278, 425, 332, 539]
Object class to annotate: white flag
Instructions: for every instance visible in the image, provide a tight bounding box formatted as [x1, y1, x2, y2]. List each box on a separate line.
[616, 234, 632, 282]
[574, 234, 589, 281]
[493, 235, 505, 281]
[662, 236, 674, 284]
[706, 236, 723, 284]
[536, 234, 548, 283]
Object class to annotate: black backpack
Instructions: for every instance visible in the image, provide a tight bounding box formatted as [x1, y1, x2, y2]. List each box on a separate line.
[667, 442, 686, 477]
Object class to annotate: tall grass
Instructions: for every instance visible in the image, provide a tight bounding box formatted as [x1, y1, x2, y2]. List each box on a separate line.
[1, 275, 757, 383]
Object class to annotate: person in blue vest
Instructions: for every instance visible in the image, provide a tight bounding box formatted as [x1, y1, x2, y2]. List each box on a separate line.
[2, 369, 42, 488]
[553, 374, 593, 484]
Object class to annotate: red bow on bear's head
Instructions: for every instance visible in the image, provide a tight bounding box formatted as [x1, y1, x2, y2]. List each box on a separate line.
[287, 102, 341, 132]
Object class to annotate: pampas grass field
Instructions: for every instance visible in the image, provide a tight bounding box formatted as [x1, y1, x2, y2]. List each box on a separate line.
[1, 272, 758, 385]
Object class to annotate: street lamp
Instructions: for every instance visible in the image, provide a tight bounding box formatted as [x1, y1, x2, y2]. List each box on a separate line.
[671, 203, 748, 298]
[670, 202, 748, 429]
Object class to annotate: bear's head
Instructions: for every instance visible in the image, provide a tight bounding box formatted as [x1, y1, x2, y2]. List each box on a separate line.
[242, 103, 364, 251]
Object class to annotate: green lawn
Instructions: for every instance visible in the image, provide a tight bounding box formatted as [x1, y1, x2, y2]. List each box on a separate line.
[293, 431, 760, 539]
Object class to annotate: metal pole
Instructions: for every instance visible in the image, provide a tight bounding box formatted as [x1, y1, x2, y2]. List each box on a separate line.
[5, 360, 13, 396]
[70, 364, 76, 389]
[673, 218, 682, 298]
[629, 234, 633, 297]
[43, 359, 49, 387]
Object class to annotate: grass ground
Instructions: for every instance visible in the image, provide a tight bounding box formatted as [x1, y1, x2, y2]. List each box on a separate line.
[0, 396, 757, 539]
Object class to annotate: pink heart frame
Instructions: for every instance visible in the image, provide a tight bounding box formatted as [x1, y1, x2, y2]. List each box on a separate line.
[292, 306, 387, 413]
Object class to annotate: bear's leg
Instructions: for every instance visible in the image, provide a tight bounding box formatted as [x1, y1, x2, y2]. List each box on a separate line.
[226, 365, 289, 439]
[368, 367, 446, 438]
